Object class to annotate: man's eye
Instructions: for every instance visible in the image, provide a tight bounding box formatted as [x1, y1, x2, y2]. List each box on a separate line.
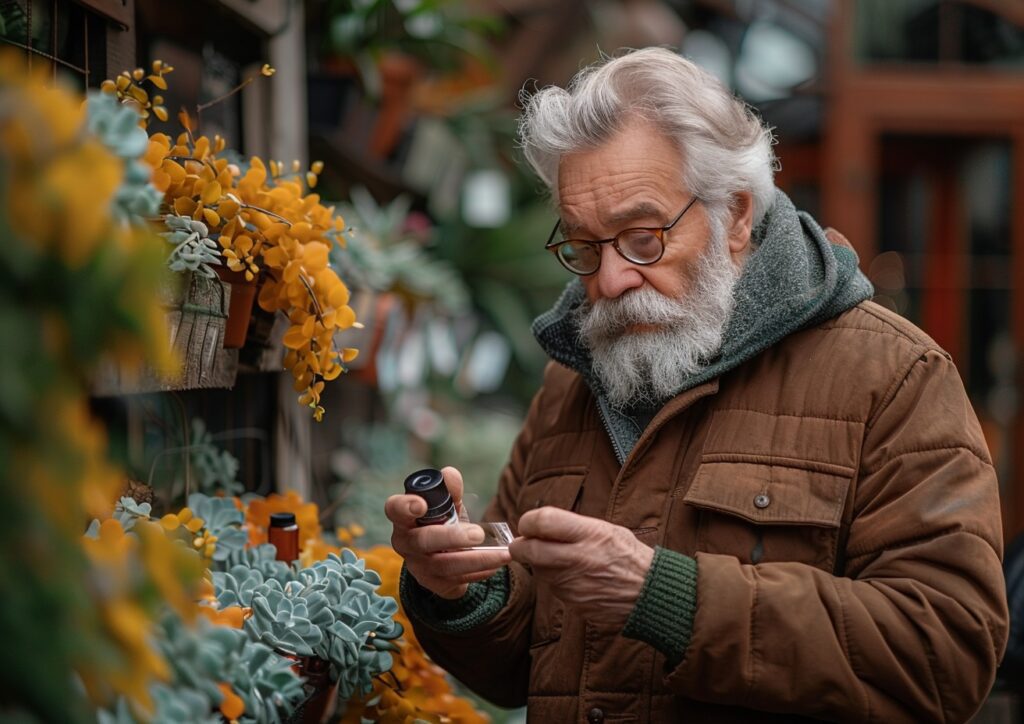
[622, 231, 661, 257]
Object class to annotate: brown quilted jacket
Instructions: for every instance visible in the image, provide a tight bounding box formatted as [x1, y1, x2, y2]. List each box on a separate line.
[408, 300, 1008, 723]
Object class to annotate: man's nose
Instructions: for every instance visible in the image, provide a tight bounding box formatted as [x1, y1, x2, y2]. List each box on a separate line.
[591, 244, 645, 299]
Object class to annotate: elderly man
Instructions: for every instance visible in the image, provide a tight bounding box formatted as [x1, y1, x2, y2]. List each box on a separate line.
[385, 48, 1008, 722]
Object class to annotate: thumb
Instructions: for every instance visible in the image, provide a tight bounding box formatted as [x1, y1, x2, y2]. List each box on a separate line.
[518, 507, 594, 542]
[440, 466, 466, 517]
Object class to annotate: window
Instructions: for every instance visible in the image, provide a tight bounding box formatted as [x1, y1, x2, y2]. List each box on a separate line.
[0, 0, 119, 89]
[855, 0, 1024, 66]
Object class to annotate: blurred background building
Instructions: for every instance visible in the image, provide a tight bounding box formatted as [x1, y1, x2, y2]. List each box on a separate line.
[5, 0, 1024, 719]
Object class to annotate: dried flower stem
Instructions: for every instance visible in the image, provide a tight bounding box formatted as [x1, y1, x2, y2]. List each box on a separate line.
[195, 76, 253, 117]
[238, 202, 292, 226]
[194, 64, 274, 128]
[299, 273, 344, 367]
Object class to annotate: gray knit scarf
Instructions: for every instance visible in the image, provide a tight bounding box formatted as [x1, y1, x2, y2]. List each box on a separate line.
[531, 188, 874, 463]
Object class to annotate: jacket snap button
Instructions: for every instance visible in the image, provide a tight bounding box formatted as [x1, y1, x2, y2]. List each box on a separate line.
[587, 708, 605, 723]
[754, 493, 771, 509]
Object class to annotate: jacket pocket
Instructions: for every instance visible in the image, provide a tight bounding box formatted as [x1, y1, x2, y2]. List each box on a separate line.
[516, 467, 586, 648]
[683, 458, 851, 572]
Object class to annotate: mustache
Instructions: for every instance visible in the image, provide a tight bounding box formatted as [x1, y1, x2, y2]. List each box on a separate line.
[577, 287, 691, 339]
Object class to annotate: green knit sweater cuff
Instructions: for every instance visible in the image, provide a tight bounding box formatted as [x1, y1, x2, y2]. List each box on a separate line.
[622, 547, 698, 667]
[400, 565, 510, 635]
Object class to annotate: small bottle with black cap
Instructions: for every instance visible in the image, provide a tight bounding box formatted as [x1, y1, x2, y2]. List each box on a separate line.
[268, 511, 300, 562]
[404, 468, 459, 526]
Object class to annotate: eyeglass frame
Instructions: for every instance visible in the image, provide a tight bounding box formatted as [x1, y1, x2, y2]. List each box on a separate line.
[544, 195, 700, 276]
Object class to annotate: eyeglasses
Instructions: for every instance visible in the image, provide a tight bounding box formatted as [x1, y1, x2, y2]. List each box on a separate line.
[544, 196, 700, 276]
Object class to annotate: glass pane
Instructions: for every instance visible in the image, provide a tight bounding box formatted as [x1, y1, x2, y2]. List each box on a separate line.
[872, 135, 1015, 491]
[0, 0, 102, 90]
[963, 142, 1015, 491]
[856, 0, 942, 63]
[856, 0, 1024, 66]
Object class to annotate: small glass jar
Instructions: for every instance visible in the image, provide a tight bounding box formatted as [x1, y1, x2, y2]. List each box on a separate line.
[268, 511, 299, 562]
[404, 468, 459, 526]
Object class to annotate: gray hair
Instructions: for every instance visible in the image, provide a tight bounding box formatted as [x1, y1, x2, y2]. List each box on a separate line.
[518, 47, 777, 226]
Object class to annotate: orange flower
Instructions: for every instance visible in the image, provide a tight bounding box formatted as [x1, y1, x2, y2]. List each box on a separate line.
[217, 682, 245, 720]
[344, 545, 491, 724]
[198, 605, 247, 629]
[299, 537, 340, 568]
[245, 490, 321, 547]
[123, 60, 359, 420]
[197, 576, 216, 602]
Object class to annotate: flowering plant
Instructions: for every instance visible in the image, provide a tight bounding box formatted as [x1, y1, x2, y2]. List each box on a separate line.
[80, 434, 485, 722]
[100, 62, 360, 420]
[0, 52, 199, 722]
[89, 491, 401, 723]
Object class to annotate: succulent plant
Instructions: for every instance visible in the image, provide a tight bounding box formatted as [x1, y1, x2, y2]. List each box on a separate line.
[235, 550, 402, 702]
[98, 613, 304, 724]
[85, 91, 163, 224]
[97, 686, 220, 724]
[96, 697, 139, 724]
[220, 544, 298, 586]
[332, 186, 470, 314]
[162, 214, 221, 278]
[185, 418, 245, 497]
[187, 492, 248, 563]
[149, 684, 222, 724]
[212, 627, 306, 724]
[114, 496, 153, 530]
[216, 563, 274, 609]
[247, 582, 333, 656]
[85, 496, 152, 538]
[306, 551, 401, 699]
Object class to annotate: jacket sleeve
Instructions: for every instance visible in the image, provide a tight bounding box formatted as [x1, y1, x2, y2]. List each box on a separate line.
[659, 349, 1008, 723]
[400, 373, 550, 708]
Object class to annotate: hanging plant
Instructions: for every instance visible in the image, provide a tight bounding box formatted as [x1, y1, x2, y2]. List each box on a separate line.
[0, 51, 199, 722]
[100, 62, 360, 420]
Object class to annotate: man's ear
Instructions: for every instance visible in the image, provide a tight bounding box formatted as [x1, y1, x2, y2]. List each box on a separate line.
[727, 191, 755, 256]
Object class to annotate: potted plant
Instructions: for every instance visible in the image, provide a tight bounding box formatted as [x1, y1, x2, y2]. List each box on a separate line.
[214, 550, 402, 723]
[100, 63, 361, 420]
[315, 0, 500, 156]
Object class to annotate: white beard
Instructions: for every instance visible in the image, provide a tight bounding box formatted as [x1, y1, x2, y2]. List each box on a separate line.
[576, 226, 741, 409]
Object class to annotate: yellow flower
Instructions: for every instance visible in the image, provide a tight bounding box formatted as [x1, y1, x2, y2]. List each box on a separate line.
[245, 491, 321, 547]
[199, 605, 248, 629]
[135, 520, 204, 621]
[342, 546, 490, 724]
[7, 139, 123, 267]
[100, 598, 170, 711]
[218, 682, 246, 719]
[299, 537, 340, 568]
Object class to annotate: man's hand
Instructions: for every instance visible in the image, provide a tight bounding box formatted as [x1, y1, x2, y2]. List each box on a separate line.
[386, 466, 511, 600]
[509, 507, 655, 628]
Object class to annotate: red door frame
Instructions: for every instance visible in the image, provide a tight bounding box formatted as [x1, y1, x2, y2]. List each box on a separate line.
[824, 0, 1024, 539]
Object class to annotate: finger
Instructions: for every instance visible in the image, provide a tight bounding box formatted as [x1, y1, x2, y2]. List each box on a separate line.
[384, 494, 428, 528]
[429, 549, 511, 577]
[414, 522, 486, 554]
[517, 506, 595, 543]
[440, 466, 468, 520]
[458, 568, 503, 584]
[508, 536, 579, 569]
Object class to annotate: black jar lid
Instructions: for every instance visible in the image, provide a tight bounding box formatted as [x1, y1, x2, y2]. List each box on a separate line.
[404, 468, 449, 510]
[270, 512, 297, 528]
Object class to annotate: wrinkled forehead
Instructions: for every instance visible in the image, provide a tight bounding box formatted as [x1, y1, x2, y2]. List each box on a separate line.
[555, 121, 688, 233]
[549, 111, 681, 181]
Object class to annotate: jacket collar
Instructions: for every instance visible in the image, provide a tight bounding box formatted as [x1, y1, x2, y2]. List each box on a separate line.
[531, 188, 874, 463]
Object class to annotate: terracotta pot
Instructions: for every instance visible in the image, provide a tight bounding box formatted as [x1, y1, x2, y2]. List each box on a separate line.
[281, 654, 339, 724]
[369, 52, 421, 159]
[214, 265, 258, 349]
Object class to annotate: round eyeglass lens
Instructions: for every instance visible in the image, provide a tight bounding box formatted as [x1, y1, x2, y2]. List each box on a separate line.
[559, 241, 600, 273]
[619, 229, 663, 263]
